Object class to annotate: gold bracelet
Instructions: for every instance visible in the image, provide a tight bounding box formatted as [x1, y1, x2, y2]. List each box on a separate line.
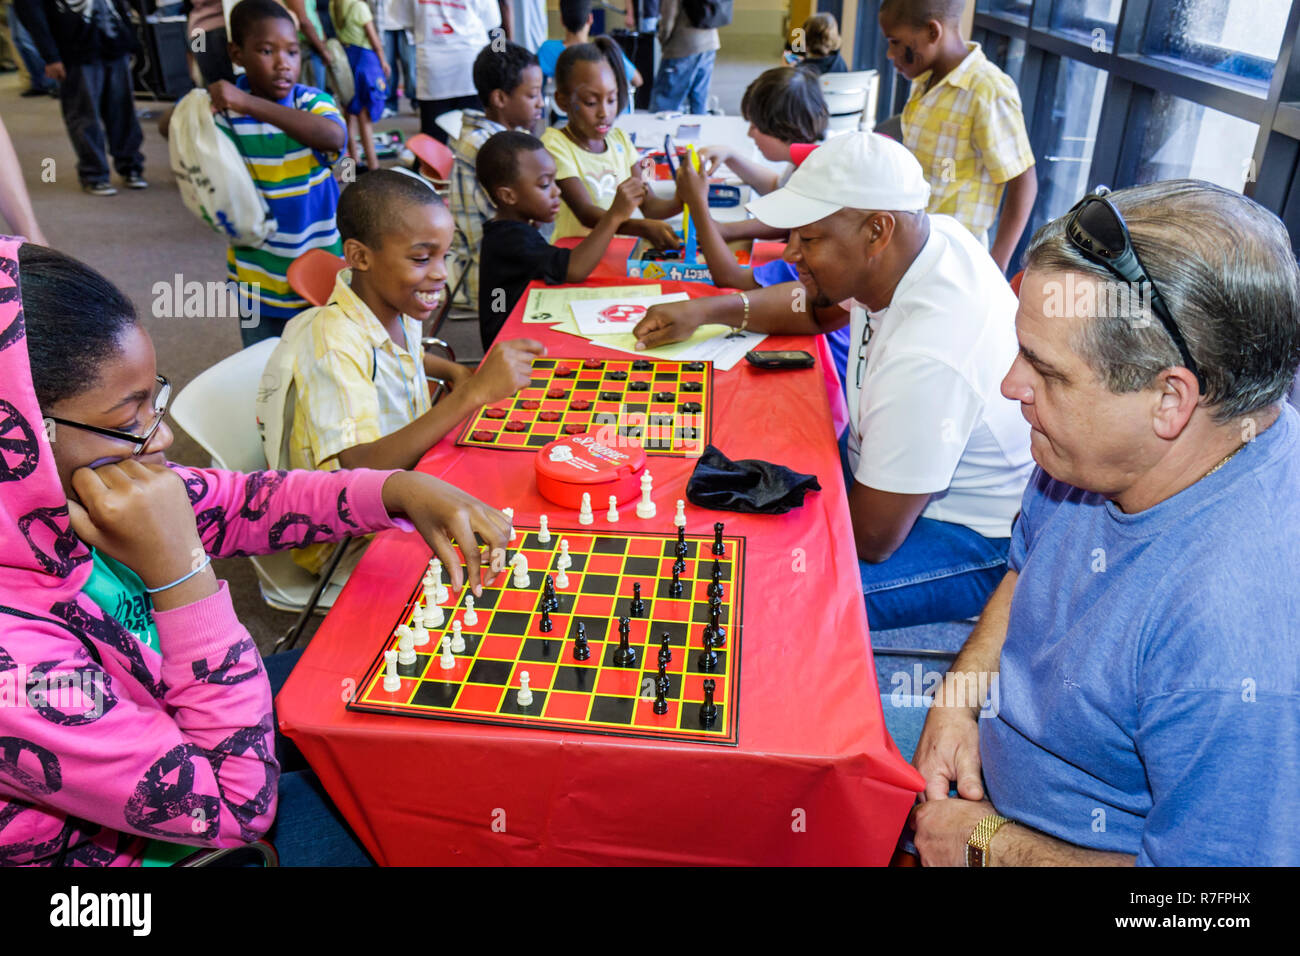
[966, 813, 1013, 867]
[734, 290, 750, 334]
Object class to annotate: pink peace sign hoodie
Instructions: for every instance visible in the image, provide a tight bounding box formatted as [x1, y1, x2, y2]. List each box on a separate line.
[0, 236, 403, 865]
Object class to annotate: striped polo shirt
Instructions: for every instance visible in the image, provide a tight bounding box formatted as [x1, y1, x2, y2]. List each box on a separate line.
[215, 76, 346, 322]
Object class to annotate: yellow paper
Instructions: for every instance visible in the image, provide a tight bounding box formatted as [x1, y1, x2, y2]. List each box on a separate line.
[521, 284, 662, 323]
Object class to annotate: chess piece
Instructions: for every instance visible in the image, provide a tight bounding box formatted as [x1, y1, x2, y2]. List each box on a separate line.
[579, 493, 594, 525]
[517, 671, 533, 707]
[383, 649, 401, 691]
[669, 563, 684, 598]
[555, 567, 569, 589]
[675, 524, 688, 559]
[396, 625, 416, 665]
[708, 565, 724, 600]
[712, 522, 725, 556]
[451, 619, 466, 653]
[573, 622, 591, 661]
[537, 514, 551, 543]
[698, 628, 719, 672]
[607, 495, 619, 522]
[658, 632, 672, 666]
[707, 602, 726, 647]
[511, 552, 531, 589]
[411, 603, 429, 647]
[653, 665, 669, 715]
[439, 634, 455, 670]
[699, 678, 718, 726]
[673, 499, 686, 528]
[463, 594, 478, 626]
[629, 582, 645, 617]
[635, 471, 656, 519]
[539, 607, 553, 633]
[425, 597, 445, 628]
[542, 574, 559, 612]
[503, 507, 517, 541]
[429, 557, 449, 604]
[556, 538, 572, 570]
[612, 616, 638, 667]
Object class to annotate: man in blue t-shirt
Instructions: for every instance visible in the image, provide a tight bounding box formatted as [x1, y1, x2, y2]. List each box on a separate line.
[910, 180, 1300, 866]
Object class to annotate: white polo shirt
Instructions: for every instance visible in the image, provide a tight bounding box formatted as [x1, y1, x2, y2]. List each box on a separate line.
[844, 214, 1032, 539]
[414, 0, 501, 101]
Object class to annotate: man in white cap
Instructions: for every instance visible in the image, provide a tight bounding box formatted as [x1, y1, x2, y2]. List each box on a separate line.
[633, 132, 1032, 636]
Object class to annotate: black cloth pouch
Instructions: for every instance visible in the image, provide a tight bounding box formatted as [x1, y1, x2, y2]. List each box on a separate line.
[685, 445, 822, 515]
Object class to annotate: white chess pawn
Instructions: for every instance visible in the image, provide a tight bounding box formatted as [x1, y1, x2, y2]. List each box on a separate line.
[538, 514, 551, 543]
[555, 567, 569, 589]
[439, 634, 456, 670]
[607, 495, 619, 522]
[673, 499, 687, 528]
[383, 649, 401, 691]
[578, 492, 594, 525]
[450, 619, 466, 653]
[396, 625, 416, 665]
[463, 594, 478, 626]
[503, 507, 517, 541]
[411, 604, 429, 647]
[556, 538, 572, 570]
[424, 598, 445, 628]
[636, 470, 656, 519]
[511, 551, 531, 589]
[517, 671, 533, 707]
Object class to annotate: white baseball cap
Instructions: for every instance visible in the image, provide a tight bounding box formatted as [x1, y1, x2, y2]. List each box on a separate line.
[746, 132, 931, 229]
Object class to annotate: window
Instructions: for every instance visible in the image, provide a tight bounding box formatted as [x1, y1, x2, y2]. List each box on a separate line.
[1028, 57, 1108, 238]
[1132, 92, 1259, 188]
[1143, 0, 1288, 84]
[983, 32, 1027, 84]
[976, 0, 1032, 20]
[1049, 0, 1123, 41]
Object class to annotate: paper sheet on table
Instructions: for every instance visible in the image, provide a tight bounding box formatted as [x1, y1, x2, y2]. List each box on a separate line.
[550, 321, 767, 371]
[568, 292, 690, 336]
[520, 284, 662, 323]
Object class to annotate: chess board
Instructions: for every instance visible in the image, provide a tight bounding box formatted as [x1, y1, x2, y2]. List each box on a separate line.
[347, 525, 745, 745]
[456, 357, 713, 457]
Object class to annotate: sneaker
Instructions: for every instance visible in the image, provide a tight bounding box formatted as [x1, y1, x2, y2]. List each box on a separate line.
[20, 87, 53, 98]
[124, 173, 148, 189]
[82, 182, 117, 197]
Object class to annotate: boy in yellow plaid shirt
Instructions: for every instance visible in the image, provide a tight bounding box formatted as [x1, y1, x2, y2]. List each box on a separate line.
[878, 0, 1037, 272]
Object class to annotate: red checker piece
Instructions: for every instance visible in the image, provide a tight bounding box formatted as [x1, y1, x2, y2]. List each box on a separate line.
[563, 423, 586, 434]
[546, 388, 566, 399]
[484, 407, 508, 419]
[539, 410, 562, 422]
[504, 420, 529, 432]
[570, 399, 591, 411]
[471, 430, 494, 442]
[555, 364, 576, 376]
[582, 358, 603, 369]
[520, 399, 541, 410]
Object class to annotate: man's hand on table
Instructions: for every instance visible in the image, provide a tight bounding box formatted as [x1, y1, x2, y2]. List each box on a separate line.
[465, 338, 546, 405]
[633, 298, 710, 350]
[910, 797, 998, 867]
[380, 471, 511, 596]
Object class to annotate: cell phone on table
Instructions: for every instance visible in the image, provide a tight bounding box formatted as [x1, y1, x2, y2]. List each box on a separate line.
[745, 350, 816, 370]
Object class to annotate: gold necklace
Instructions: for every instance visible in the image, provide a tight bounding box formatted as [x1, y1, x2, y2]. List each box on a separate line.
[1202, 443, 1244, 480]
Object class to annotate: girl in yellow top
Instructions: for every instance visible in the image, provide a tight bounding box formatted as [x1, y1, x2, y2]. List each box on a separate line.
[540, 39, 681, 247]
[331, 0, 391, 173]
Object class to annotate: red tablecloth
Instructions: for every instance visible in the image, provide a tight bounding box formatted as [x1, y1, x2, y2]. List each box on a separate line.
[277, 277, 924, 865]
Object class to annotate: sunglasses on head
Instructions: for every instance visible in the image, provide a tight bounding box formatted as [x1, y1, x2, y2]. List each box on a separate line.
[1064, 189, 1206, 392]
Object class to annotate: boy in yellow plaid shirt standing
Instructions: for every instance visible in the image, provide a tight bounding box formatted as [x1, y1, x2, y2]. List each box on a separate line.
[879, 0, 1037, 273]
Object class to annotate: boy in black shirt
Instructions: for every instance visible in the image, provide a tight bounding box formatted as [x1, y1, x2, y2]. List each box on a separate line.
[476, 130, 642, 349]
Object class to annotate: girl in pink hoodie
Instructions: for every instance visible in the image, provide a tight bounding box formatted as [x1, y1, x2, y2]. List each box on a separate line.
[0, 239, 509, 865]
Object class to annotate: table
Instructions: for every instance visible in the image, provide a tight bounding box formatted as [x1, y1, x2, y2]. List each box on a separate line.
[277, 279, 924, 865]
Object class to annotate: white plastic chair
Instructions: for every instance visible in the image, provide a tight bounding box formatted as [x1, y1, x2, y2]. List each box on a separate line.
[170, 338, 347, 614]
[821, 70, 879, 132]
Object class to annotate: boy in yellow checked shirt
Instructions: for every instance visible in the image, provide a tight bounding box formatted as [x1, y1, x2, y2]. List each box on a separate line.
[879, 0, 1037, 273]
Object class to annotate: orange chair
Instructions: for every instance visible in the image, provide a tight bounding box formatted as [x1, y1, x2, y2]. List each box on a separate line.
[1010, 269, 1024, 297]
[405, 133, 455, 184]
[287, 248, 347, 307]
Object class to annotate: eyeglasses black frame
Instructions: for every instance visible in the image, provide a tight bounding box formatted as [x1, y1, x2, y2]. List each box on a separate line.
[45, 375, 172, 455]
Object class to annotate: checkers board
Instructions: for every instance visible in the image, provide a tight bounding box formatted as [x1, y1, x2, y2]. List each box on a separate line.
[347, 525, 744, 745]
[456, 357, 712, 457]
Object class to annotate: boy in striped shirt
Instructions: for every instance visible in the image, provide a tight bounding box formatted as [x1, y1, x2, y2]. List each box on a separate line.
[209, 0, 349, 345]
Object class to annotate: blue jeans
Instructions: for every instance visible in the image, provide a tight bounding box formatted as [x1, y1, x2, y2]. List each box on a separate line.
[8, 6, 51, 91]
[382, 29, 416, 111]
[650, 49, 716, 114]
[839, 429, 1010, 631]
[262, 649, 375, 866]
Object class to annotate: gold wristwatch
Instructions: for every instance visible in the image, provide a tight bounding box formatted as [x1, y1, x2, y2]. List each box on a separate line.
[966, 813, 1012, 867]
